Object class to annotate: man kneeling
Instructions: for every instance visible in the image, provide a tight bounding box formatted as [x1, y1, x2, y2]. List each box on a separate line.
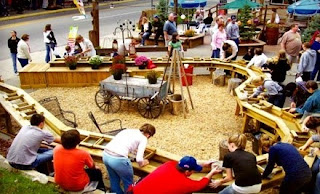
[53, 129, 105, 192]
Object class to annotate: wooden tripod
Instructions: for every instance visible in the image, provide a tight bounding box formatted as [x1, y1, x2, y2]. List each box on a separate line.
[163, 49, 194, 118]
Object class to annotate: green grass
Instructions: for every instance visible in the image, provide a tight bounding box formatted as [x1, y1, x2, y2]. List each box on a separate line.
[0, 167, 59, 194]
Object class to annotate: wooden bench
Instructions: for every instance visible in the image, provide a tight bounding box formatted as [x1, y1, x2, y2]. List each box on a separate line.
[96, 46, 171, 56]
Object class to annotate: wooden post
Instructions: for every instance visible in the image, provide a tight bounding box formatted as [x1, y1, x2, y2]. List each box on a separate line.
[241, 114, 250, 134]
[90, 0, 100, 47]
[174, 0, 178, 17]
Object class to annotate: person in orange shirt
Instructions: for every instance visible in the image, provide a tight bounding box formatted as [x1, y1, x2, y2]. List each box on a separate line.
[53, 129, 105, 192]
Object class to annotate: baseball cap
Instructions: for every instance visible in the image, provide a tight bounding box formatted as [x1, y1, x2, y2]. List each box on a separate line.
[154, 15, 159, 19]
[231, 15, 237, 20]
[178, 156, 203, 172]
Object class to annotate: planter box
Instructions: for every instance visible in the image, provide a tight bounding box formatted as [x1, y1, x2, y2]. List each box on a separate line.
[238, 39, 266, 56]
[180, 34, 205, 48]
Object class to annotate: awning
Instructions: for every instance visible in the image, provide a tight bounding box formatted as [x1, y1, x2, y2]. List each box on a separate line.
[222, 0, 261, 9]
[169, 0, 207, 9]
[287, 0, 320, 16]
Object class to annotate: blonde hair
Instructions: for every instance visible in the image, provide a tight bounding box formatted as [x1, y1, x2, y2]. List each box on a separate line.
[251, 76, 264, 85]
[75, 35, 83, 42]
[142, 17, 148, 24]
[260, 134, 275, 151]
[228, 134, 247, 150]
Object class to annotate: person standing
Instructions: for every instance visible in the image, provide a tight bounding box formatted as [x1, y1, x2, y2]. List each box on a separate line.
[297, 42, 317, 81]
[7, 114, 61, 171]
[163, 13, 177, 46]
[152, 15, 164, 46]
[75, 35, 96, 57]
[280, 24, 302, 65]
[211, 23, 226, 58]
[226, 15, 240, 46]
[8, 30, 20, 74]
[102, 124, 156, 194]
[140, 17, 152, 46]
[17, 34, 32, 68]
[311, 34, 320, 81]
[267, 50, 291, 83]
[43, 24, 58, 63]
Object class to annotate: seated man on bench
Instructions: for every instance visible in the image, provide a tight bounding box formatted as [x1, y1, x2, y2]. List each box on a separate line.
[7, 114, 61, 172]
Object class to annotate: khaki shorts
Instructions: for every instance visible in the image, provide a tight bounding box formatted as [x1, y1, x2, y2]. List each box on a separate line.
[286, 54, 299, 65]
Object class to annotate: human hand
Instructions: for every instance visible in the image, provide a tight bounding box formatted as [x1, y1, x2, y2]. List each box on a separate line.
[289, 108, 296, 113]
[290, 102, 296, 108]
[139, 159, 149, 167]
[299, 145, 307, 151]
[209, 180, 222, 188]
[210, 165, 222, 174]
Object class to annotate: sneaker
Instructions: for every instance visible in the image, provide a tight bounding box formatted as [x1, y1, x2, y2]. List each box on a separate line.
[140, 44, 144, 47]
[15, 72, 19, 76]
[153, 45, 158, 47]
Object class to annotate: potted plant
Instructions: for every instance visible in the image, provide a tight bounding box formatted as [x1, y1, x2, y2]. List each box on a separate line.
[184, 29, 195, 37]
[134, 56, 149, 69]
[110, 63, 127, 80]
[266, 23, 280, 45]
[238, 5, 257, 42]
[65, 56, 77, 70]
[112, 55, 126, 65]
[89, 55, 103, 69]
[146, 70, 160, 84]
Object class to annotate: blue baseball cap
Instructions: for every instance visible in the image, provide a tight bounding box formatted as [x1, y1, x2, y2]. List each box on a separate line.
[178, 156, 202, 172]
[231, 15, 237, 20]
[154, 15, 159, 19]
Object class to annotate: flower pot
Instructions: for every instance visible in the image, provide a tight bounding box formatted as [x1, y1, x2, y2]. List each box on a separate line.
[69, 65, 77, 70]
[148, 78, 157, 84]
[138, 65, 146, 69]
[113, 73, 122, 80]
[91, 65, 99, 69]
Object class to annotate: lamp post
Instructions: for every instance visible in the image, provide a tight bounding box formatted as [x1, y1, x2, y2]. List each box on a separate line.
[113, 19, 135, 57]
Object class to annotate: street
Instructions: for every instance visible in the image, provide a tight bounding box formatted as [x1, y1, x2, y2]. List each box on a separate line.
[0, 0, 220, 61]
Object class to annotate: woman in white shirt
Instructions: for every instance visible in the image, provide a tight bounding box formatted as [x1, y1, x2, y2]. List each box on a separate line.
[43, 24, 57, 63]
[102, 124, 156, 194]
[246, 48, 268, 69]
[75, 35, 96, 57]
[17, 34, 32, 68]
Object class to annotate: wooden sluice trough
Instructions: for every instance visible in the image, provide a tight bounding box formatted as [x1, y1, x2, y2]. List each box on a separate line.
[0, 55, 314, 192]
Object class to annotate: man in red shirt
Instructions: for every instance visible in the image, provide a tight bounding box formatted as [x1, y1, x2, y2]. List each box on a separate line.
[53, 129, 105, 192]
[132, 156, 221, 194]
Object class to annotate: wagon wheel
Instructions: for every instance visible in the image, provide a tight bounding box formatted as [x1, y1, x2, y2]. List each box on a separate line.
[137, 97, 163, 119]
[95, 90, 121, 113]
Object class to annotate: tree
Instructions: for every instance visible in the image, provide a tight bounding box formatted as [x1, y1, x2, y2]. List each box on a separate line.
[237, 5, 256, 41]
[156, 0, 170, 23]
[301, 15, 320, 42]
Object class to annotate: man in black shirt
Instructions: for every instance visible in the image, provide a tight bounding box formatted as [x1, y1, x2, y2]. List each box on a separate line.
[8, 31, 20, 74]
[203, 12, 213, 26]
[152, 15, 164, 46]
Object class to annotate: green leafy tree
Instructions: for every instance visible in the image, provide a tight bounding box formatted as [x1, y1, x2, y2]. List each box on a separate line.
[156, 0, 170, 23]
[301, 15, 320, 42]
[238, 5, 256, 40]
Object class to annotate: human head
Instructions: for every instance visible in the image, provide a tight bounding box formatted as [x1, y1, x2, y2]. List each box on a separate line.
[218, 23, 225, 31]
[231, 15, 236, 23]
[208, 12, 212, 17]
[316, 34, 320, 42]
[260, 134, 275, 152]
[177, 156, 202, 176]
[228, 134, 247, 151]
[65, 45, 71, 52]
[306, 80, 318, 93]
[10, 30, 17, 37]
[278, 49, 287, 60]
[222, 42, 231, 51]
[305, 116, 320, 131]
[44, 24, 52, 32]
[21, 34, 29, 41]
[284, 82, 297, 97]
[153, 15, 159, 22]
[247, 47, 254, 56]
[251, 76, 264, 87]
[76, 35, 84, 43]
[30, 114, 45, 129]
[168, 13, 175, 22]
[290, 24, 299, 33]
[302, 42, 311, 50]
[172, 32, 179, 43]
[142, 17, 148, 24]
[61, 129, 81, 149]
[254, 48, 263, 56]
[139, 123, 156, 138]
[272, 8, 277, 13]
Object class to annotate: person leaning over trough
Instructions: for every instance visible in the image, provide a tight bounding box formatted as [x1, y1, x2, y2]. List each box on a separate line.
[266, 49, 291, 84]
[210, 134, 262, 194]
[131, 156, 221, 194]
[17, 34, 32, 68]
[246, 48, 268, 69]
[297, 42, 317, 81]
[299, 116, 320, 194]
[7, 113, 61, 171]
[75, 35, 96, 57]
[53, 129, 106, 192]
[289, 80, 320, 114]
[102, 124, 156, 194]
[261, 134, 311, 194]
[284, 81, 312, 109]
[220, 40, 238, 62]
[280, 23, 302, 65]
[249, 76, 285, 108]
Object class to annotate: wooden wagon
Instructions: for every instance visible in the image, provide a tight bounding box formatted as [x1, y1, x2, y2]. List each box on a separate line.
[95, 75, 168, 119]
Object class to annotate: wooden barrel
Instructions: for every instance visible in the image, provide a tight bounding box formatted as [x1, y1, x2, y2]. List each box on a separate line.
[168, 94, 188, 115]
[219, 139, 230, 160]
[266, 27, 279, 45]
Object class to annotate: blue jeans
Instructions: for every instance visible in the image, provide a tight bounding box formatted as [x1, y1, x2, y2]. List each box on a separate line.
[102, 152, 133, 194]
[211, 48, 220, 58]
[315, 172, 320, 194]
[45, 43, 52, 63]
[268, 93, 286, 108]
[18, 58, 29, 67]
[231, 38, 240, 47]
[11, 53, 18, 73]
[312, 158, 320, 194]
[31, 148, 53, 168]
[219, 185, 242, 194]
[141, 32, 151, 45]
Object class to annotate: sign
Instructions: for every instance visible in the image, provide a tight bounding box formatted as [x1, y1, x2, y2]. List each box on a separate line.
[220, 0, 227, 5]
[67, 26, 78, 52]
